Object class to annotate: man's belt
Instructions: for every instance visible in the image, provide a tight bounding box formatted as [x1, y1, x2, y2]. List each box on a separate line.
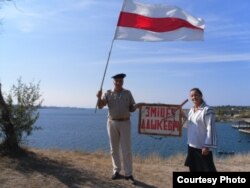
[110, 117, 130, 121]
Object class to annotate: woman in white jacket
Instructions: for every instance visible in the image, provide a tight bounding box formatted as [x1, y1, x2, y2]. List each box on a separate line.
[184, 88, 217, 172]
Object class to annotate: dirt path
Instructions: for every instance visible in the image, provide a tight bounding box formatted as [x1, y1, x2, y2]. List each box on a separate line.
[1, 148, 250, 188]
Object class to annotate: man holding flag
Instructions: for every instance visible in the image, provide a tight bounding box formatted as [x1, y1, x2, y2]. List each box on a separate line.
[96, 73, 142, 184]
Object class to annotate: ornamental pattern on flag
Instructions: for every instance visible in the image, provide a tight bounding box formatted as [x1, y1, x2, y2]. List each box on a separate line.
[115, 0, 205, 42]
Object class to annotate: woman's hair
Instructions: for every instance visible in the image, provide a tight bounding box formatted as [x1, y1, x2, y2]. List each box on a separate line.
[190, 88, 203, 97]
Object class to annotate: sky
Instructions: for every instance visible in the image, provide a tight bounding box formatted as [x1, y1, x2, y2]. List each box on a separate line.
[0, 0, 250, 108]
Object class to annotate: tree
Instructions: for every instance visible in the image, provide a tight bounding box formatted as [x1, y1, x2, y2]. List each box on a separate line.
[0, 78, 43, 152]
[0, 0, 13, 17]
[0, 0, 12, 10]
[0, 0, 12, 5]
[0, 0, 13, 28]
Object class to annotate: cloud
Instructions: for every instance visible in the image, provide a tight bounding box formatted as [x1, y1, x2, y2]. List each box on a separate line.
[203, 12, 250, 42]
[0, 0, 96, 33]
[114, 52, 250, 64]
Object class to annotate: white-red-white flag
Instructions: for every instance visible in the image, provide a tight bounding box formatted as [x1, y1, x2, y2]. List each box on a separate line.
[115, 0, 205, 42]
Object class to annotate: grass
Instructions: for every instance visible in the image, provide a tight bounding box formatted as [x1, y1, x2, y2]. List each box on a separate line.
[0, 147, 250, 188]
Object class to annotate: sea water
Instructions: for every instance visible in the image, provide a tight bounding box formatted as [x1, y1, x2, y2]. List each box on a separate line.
[26, 108, 250, 158]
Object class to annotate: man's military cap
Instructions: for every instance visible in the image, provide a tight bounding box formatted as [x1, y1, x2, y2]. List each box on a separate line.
[111, 73, 126, 79]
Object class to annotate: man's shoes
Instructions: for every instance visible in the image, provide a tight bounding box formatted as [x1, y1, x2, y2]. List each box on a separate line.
[111, 172, 122, 180]
[125, 175, 134, 181]
[125, 175, 136, 184]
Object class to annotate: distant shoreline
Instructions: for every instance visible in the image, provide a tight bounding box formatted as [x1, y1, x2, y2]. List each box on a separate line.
[38, 106, 250, 123]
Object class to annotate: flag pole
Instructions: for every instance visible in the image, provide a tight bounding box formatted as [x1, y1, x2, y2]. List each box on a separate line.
[94, 0, 127, 113]
[94, 38, 115, 113]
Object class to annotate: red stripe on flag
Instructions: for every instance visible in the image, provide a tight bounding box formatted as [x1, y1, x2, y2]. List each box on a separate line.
[117, 12, 203, 32]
